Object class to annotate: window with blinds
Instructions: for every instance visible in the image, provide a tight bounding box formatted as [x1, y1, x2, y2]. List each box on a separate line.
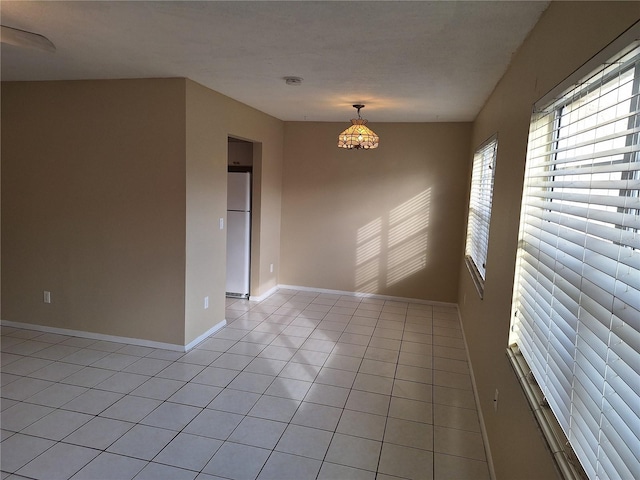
[509, 40, 639, 480]
[465, 136, 498, 296]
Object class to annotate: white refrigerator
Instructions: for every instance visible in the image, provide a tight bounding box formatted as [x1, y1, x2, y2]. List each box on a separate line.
[226, 172, 251, 297]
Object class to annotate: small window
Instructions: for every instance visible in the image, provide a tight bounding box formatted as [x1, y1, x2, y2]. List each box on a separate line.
[464, 135, 498, 297]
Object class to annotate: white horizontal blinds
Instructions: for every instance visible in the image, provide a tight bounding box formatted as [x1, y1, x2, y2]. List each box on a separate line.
[465, 136, 498, 281]
[511, 42, 640, 480]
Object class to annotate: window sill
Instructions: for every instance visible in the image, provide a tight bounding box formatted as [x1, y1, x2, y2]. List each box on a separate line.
[507, 345, 588, 480]
[464, 256, 485, 299]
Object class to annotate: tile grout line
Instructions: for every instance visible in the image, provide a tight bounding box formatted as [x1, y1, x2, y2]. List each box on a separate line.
[2, 289, 486, 480]
[313, 297, 374, 479]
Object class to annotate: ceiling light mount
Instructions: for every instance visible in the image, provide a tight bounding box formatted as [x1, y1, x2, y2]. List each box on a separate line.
[338, 104, 379, 150]
[284, 76, 303, 86]
[352, 104, 365, 118]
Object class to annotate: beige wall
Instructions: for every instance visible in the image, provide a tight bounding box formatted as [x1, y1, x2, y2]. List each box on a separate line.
[1, 79, 188, 344]
[184, 80, 284, 344]
[182, 80, 284, 300]
[185, 81, 227, 345]
[1, 78, 284, 346]
[281, 122, 472, 302]
[457, 3, 640, 479]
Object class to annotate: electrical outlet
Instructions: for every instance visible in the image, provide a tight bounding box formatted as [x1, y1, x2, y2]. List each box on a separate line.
[43, 291, 51, 304]
[494, 389, 499, 412]
[204, 296, 209, 309]
[270, 263, 274, 273]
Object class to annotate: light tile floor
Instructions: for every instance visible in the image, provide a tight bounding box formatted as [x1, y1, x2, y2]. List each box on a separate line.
[1, 289, 491, 480]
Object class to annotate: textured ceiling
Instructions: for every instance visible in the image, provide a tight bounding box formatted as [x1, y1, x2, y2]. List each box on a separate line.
[0, 1, 549, 122]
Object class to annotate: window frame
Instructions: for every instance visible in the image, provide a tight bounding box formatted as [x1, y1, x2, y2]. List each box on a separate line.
[464, 134, 498, 298]
[509, 34, 640, 480]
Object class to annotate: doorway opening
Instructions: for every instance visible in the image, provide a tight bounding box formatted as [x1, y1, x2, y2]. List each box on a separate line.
[226, 138, 253, 298]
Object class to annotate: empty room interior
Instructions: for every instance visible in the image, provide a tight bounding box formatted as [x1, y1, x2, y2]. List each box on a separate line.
[1, 2, 639, 480]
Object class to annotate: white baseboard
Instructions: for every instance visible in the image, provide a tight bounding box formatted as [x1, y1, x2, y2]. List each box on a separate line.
[2, 285, 455, 352]
[248, 285, 279, 302]
[276, 284, 458, 307]
[185, 320, 226, 350]
[1, 319, 226, 353]
[458, 309, 496, 480]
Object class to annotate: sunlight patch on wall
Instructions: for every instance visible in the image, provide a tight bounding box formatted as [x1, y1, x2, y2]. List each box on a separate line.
[388, 211, 430, 247]
[389, 190, 431, 224]
[354, 190, 431, 292]
[356, 236, 382, 265]
[357, 218, 382, 243]
[387, 233, 428, 286]
[356, 218, 383, 293]
[387, 190, 431, 287]
[355, 259, 381, 293]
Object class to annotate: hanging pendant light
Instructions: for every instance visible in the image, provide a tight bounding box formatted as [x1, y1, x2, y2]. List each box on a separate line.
[337, 104, 379, 150]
